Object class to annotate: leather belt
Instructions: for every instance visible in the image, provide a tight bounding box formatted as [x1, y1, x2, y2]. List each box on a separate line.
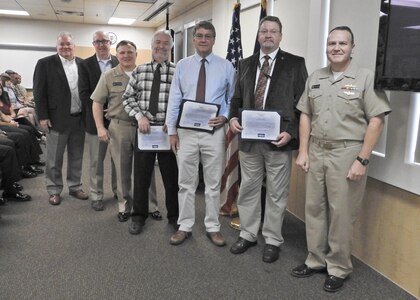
[70, 112, 82, 117]
[111, 119, 137, 127]
[311, 137, 362, 149]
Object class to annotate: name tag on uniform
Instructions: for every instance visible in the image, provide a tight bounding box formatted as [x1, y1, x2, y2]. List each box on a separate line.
[311, 84, 320, 89]
[112, 82, 123, 86]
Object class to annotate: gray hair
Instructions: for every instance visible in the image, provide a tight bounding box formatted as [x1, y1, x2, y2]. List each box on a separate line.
[151, 30, 173, 48]
[57, 31, 74, 43]
[92, 31, 110, 41]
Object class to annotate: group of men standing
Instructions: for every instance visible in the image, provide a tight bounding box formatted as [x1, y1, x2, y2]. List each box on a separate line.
[32, 15, 390, 293]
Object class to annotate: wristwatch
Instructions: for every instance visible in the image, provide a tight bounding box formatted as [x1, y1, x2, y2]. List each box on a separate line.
[356, 156, 369, 166]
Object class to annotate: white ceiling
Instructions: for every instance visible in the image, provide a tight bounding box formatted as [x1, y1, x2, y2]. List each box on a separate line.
[0, 0, 207, 28]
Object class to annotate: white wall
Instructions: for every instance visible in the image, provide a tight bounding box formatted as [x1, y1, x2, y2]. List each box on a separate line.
[328, 0, 420, 194]
[0, 18, 154, 88]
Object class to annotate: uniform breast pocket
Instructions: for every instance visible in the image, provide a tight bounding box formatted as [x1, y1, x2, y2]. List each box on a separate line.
[337, 90, 364, 113]
[110, 85, 126, 95]
[308, 89, 323, 114]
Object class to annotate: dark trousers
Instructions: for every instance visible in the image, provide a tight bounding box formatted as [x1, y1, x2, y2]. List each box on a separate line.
[132, 151, 179, 223]
[15, 118, 42, 138]
[0, 144, 21, 190]
[0, 126, 42, 165]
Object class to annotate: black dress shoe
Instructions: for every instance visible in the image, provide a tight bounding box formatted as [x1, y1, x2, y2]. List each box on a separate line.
[25, 165, 44, 174]
[2, 191, 31, 202]
[291, 264, 327, 278]
[324, 275, 345, 292]
[149, 210, 162, 220]
[230, 237, 257, 254]
[262, 244, 280, 263]
[118, 212, 130, 222]
[12, 182, 23, 191]
[128, 221, 144, 235]
[91, 200, 104, 211]
[33, 160, 46, 166]
[21, 169, 37, 178]
[0, 197, 7, 205]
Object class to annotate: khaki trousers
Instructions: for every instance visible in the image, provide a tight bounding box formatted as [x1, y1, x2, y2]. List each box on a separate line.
[305, 138, 366, 278]
[176, 127, 225, 232]
[237, 143, 292, 246]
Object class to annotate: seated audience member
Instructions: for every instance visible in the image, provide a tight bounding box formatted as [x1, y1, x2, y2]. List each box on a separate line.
[1, 73, 39, 128]
[0, 80, 44, 142]
[5, 70, 33, 103]
[0, 130, 38, 178]
[0, 143, 31, 202]
[0, 110, 43, 175]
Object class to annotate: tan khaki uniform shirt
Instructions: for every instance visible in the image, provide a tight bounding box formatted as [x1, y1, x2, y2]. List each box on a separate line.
[297, 61, 391, 141]
[91, 65, 132, 122]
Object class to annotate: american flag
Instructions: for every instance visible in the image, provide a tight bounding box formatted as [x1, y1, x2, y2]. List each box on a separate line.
[220, 3, 243, 216]
[226, 3, 243, 69]
[253, 0, 267, 54]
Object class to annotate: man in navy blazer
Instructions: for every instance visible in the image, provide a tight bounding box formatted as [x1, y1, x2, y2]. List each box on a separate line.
[229, 16, 307, 262]
[34, 31, 88, 206]
[78, 31, 118, 211]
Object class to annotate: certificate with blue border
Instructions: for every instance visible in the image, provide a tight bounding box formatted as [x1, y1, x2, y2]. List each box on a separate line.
[240, 109, 281, 141]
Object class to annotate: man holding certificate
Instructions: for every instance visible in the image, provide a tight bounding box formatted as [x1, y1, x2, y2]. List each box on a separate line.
[166, 21, 236, 246]
[229, 16, 307, 262]
[123, 30, 179, 235]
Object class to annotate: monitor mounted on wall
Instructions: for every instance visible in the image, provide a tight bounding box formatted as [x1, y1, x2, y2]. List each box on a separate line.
[375, 0, 420, 91]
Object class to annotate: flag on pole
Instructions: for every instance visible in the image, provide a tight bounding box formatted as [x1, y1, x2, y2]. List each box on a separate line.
[253, 0, 267, 54]
[225, 3, 243, 69]
[220, 3, 243, 216]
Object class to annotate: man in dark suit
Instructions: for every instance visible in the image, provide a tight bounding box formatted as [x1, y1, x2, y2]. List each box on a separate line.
[78, 31, 118, 211]
[229, 16, 307, 262]
[34, 31, 88, 206]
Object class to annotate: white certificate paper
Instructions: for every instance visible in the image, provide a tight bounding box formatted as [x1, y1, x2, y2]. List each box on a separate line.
[177, 100, 220, 133]
[137, 125, 171, 151]
[240, 110, 281, 141]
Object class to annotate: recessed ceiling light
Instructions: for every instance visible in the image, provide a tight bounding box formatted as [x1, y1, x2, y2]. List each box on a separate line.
[0, 9, 29, 16]
[108, 17, 136, 25]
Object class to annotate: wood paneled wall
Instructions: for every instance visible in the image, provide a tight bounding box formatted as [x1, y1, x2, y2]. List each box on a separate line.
[287, 153, 420, 298]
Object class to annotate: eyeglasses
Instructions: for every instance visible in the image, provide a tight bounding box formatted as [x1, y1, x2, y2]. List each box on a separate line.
[194, 34, 214, 40]
[93, 40, 111, 45]
[258, 30, 281, 35]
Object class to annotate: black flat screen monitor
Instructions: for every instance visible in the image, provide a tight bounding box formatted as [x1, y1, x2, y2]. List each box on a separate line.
[375, 0, 420, 91]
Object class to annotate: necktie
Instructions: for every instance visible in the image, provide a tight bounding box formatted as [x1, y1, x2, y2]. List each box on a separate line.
[149, 63, 161, 116]
[254, 55, 270, 109]
[196, 58, 206, 102]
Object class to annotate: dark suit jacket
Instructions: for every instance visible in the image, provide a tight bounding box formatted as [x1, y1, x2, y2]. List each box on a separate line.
[229, 50, 308, 152]
[33, 54, 83, 133]
[78, 54, 118, 134]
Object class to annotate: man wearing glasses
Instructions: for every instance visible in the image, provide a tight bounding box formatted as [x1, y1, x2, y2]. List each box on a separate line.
[78, 31, 118, 212]
[166, 21, 236, 246]
[229, 16, 307, 262]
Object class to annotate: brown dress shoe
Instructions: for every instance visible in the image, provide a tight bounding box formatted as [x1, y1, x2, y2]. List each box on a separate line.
[206, 232, 226, 247]
[49, 194, 61, 205]
[69, 190, 89, 200]
[170, 230, 192, 245]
